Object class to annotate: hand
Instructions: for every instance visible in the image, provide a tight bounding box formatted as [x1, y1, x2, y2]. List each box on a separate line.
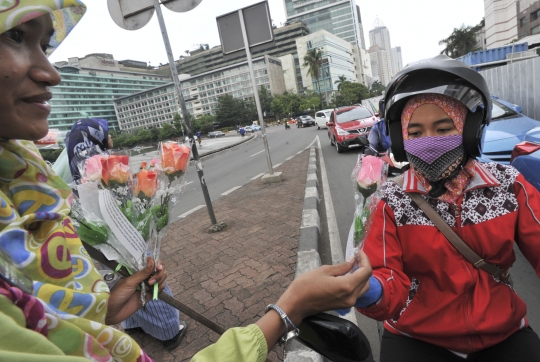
[256, 251, 371, 349]
[105, 258, 167, 325]
[278, 250, 372, 325]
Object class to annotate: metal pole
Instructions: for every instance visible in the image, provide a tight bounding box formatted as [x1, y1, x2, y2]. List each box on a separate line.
[238, 9, 274, 175]
[152, 0, 217, 225]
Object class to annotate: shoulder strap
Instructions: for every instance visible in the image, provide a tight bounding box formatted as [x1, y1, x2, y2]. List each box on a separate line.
[407, 192, 511, 283]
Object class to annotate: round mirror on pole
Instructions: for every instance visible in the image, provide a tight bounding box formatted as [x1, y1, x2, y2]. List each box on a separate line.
[163, 0, 203, 13]
[107, 0, 155, 30]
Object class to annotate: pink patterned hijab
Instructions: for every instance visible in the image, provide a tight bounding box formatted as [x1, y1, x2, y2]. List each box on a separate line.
[401, 94, 477, 204]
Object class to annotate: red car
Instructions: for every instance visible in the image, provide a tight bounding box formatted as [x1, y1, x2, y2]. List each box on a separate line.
[326, 105, 378, 153]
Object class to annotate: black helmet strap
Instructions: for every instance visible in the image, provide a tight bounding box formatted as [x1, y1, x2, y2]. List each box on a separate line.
[389, 120, 408, 162]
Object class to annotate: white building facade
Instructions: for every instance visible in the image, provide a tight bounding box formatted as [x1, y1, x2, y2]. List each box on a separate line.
[484, 0, 519, 48]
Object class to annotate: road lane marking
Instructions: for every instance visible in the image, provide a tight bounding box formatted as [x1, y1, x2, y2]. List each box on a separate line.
[273, 163, 282, 168]
[221, 186, 242, 196]
[251, 173, 265, 180]
[316, 135, 359, 327]
[286, 156, 293, 161]
[250, 150, 265, 157]
[177, 205, 205, 219]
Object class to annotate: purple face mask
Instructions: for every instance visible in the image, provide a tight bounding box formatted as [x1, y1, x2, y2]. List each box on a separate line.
[404, 134, 465, 182]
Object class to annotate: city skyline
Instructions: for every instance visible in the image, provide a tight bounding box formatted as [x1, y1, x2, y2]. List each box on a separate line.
[49, 0, 484, 69]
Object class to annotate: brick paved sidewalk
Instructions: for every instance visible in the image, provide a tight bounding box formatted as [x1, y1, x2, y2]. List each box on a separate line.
[127, 150, 310, 361]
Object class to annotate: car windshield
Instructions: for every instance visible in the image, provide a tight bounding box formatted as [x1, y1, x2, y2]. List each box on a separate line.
[300, 116, 312, 120]
[336, 108, 372, 124]
[492, 100, 518, 121]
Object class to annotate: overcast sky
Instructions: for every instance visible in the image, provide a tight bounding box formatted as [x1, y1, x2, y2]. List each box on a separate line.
[49, 0, 485, 67]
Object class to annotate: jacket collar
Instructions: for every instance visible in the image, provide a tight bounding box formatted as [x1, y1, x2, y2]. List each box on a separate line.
[400, 162, 500, 193]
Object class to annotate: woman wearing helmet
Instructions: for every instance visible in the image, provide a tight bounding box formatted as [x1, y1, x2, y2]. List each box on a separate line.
[355, 55, 540, 361]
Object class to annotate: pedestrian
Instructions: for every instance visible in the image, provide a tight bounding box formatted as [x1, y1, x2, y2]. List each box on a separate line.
[0, 3, 372, 361]
[195, 130, 202, 147]
[65, 118, 188, 350]
[240, 126, 245, 137]
[355, 55, 540, 362]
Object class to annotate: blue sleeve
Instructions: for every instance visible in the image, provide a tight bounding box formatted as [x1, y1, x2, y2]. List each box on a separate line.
[354, 276, 382, 308]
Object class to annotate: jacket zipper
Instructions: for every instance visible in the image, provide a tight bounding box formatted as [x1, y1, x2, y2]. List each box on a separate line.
[452, 198, 475, 352]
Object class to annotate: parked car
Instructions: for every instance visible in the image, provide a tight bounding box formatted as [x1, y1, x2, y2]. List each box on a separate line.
[510, 127, 540, 192]
[297, 115, 315, 128]
[481, 98, 540, 164]
[327, 105, 378, 153]
[251, 125, 261, 131]
[314, 109, 334, 130]
[208, 131, 225, 138]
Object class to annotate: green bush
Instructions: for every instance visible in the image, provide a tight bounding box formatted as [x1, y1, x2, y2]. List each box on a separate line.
[39, 148, 63, 163]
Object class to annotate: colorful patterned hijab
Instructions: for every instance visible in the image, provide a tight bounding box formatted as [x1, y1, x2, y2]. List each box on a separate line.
[0, 2, 152, 360]
[401, 94, 477, 204]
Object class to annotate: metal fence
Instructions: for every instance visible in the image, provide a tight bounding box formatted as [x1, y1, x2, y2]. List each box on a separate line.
[480, 56, 540, 121]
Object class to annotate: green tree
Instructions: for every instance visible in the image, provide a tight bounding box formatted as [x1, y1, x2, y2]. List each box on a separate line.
[439, 21, 483, 58]
[159, 123, 177, 141]
[271, 96, 286, 121]
[215, 94, 239, 127]
[258, 85, 274, 116]
[335, 81, 370, 107]
[137, 129, 152, 144]
[369, 81, 385, 97]
[192, 114, 216, 134]
[302, 48, 324, 110]
[150, 127, 160, 142]
[334, 75, 347, 90]
[238, 99, 258, 126]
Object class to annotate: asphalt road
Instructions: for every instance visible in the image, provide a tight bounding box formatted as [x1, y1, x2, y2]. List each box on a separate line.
[167, 126, 319, 221]
[320, 127, 540, 359]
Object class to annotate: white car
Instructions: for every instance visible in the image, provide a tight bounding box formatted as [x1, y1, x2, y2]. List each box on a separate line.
[315, 109, 334, 130]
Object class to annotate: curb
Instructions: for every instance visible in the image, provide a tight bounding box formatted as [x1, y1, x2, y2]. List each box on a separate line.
[286, 145, 323, 362]
[191, 134, 256, 161]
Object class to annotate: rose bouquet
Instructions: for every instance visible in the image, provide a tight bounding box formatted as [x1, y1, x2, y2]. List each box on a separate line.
[345, 155, 388, 261]
[70, 142, 191, 291]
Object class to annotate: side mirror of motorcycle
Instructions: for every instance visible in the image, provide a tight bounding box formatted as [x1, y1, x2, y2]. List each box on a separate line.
[326, 122, 334, 127]
[297, 312, 374, 362]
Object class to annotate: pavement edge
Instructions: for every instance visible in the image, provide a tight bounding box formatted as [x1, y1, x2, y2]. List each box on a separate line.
[285, 146, 324, 362]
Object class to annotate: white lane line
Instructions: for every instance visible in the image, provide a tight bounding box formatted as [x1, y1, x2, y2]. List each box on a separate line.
[184, 181, 193, 186]
[316, 135, 359, 329]
[251, 173, 265, 180]
[273, 163, 282, 168]
[177, 205, 205, 219]
[250, 150, 265, 157]
[286, 156, 294, 161]
[221, 186, 242, 196]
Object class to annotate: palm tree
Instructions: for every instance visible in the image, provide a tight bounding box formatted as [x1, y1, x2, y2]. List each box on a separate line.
[334, 75, 347, 90]
[303, 48, 324, 110]
[439, 24, 481, 58]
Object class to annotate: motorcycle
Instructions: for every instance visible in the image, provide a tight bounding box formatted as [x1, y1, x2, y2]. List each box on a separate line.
[285, 123, 290, 130]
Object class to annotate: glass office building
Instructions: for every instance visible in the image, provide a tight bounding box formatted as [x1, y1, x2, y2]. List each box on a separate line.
[49, 66, 170, 132]
[284, 0, 363, 47]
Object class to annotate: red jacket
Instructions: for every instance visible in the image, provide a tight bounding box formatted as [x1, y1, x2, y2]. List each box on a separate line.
[359, 162, 540, 354]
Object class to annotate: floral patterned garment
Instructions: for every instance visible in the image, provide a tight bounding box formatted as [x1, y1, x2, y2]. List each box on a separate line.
[0, 140, 152, 361]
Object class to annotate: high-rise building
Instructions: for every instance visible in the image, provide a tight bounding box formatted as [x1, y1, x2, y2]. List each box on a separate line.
[485, 0, 519, 48]
[114, 55, 287, 131]
[157, 22, 309, 93]
[50, 54, 171, 132]
[369, 19, 394, 85]
[391, 46, 403, 75]
[368, 45, 391, 86]
[284, 0, 364, 47]
[283, 0, 371, 85]
[295, 30, 357, 103]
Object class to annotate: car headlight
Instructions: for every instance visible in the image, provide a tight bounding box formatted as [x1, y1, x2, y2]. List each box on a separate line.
[336, 128, 349, 136]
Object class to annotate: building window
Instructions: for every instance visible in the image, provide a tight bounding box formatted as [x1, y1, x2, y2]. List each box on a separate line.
[520, 17, 527, 28]
[532, 9, 540, 21]
[532, 24, 540, 35]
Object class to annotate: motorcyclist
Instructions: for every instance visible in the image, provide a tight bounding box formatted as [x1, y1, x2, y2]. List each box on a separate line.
[356, 54, 540, 362]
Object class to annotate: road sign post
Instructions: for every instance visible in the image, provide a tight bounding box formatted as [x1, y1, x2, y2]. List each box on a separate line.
[216, 1, 276, 178]
[108, 0, 220, 227]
